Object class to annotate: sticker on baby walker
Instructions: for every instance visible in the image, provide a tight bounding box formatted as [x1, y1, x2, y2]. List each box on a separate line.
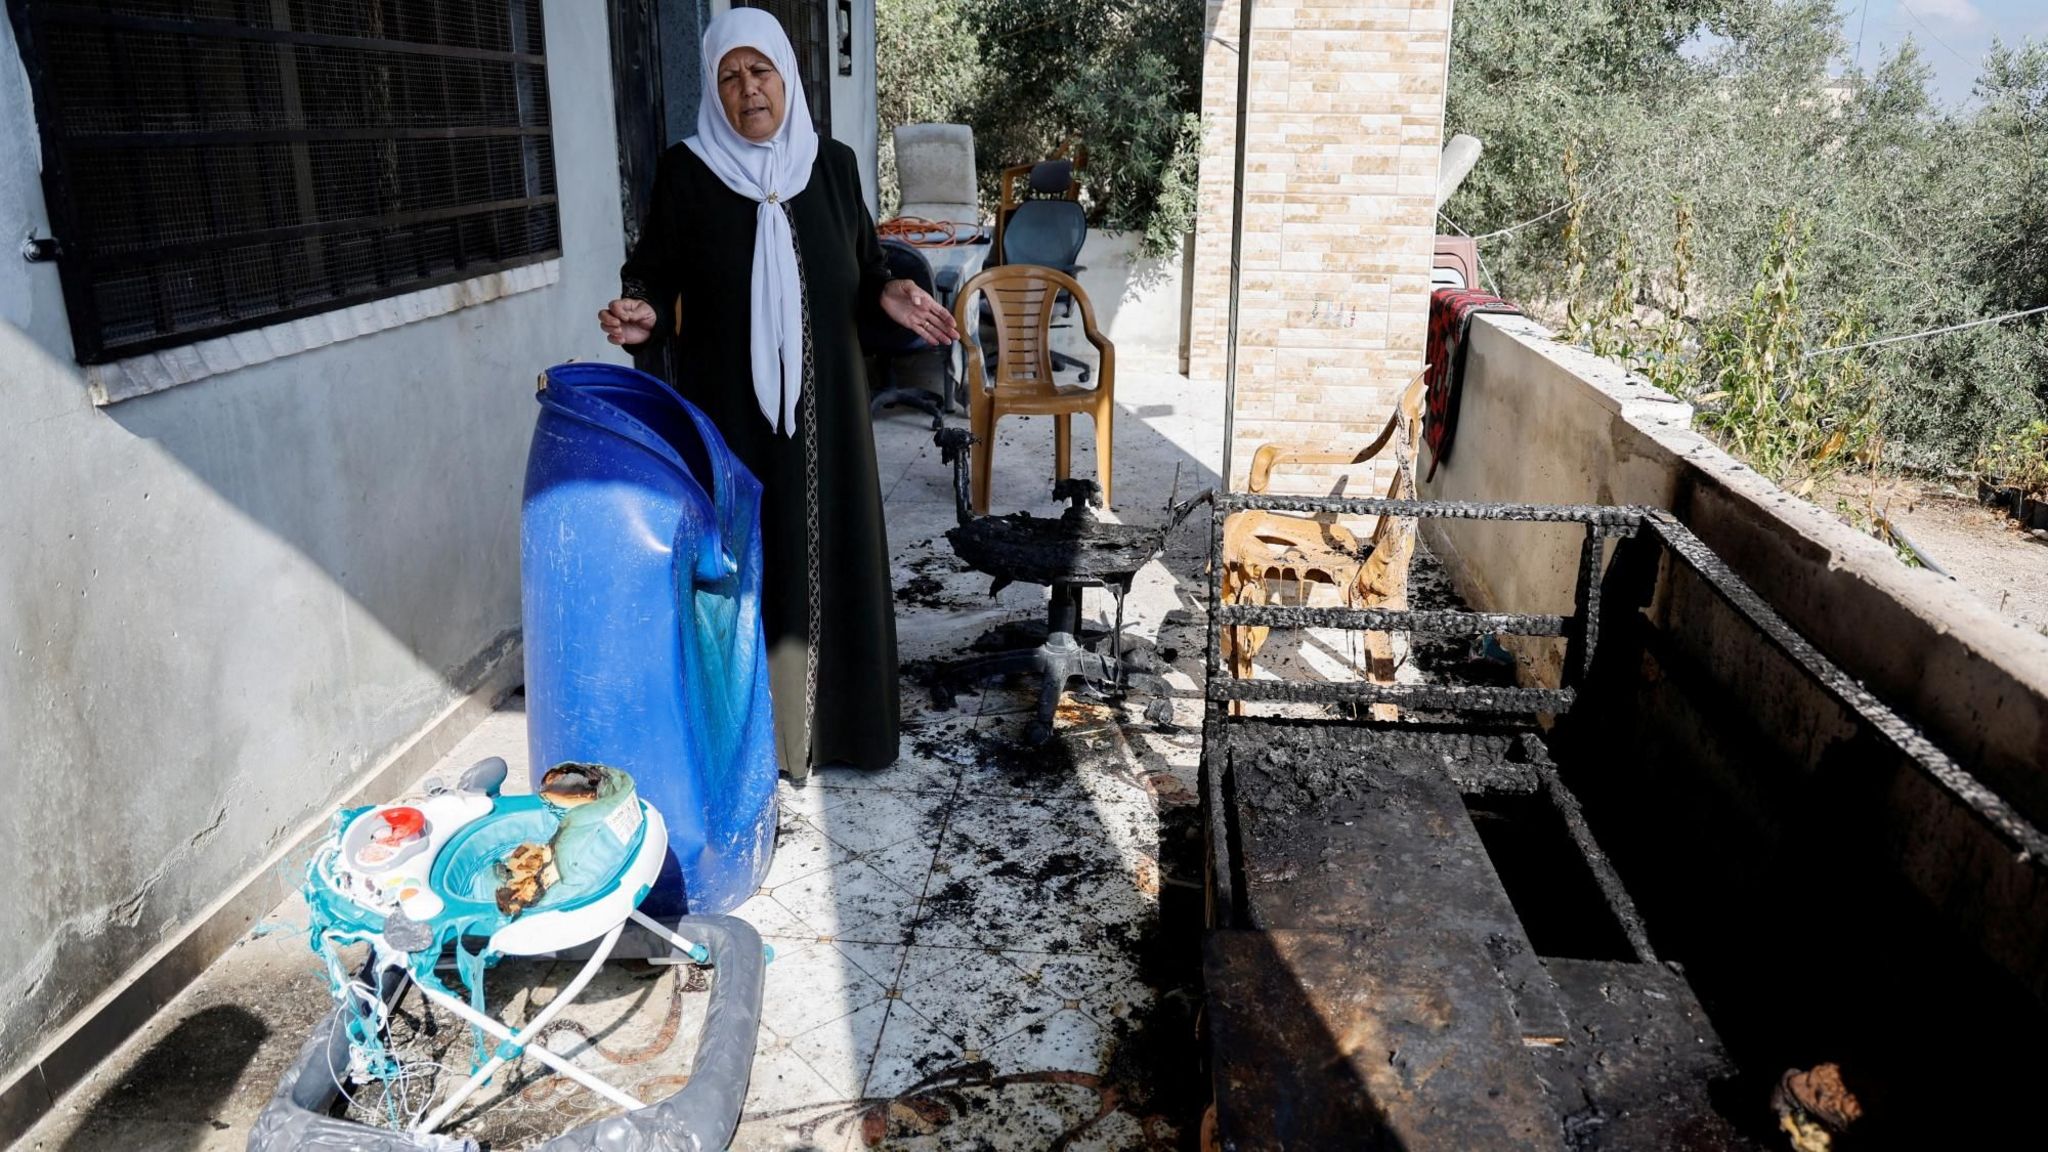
[605, 799, 644, 845]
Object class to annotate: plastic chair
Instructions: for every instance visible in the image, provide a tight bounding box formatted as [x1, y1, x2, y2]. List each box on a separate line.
[860, 238, 955, 421]
[1432, 235, 1480, 290]
[893, 123, 980, 227]
[1221, 374, 1427, 717]
[954, 264, 1115, 515]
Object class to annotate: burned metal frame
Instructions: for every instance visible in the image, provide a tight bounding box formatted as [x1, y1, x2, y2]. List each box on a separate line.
[927, 427, 1211, 744]
[1202, 494, 1637, 718]
[1202, 495, 1640, 941]
[1199, 494, 2048, 943]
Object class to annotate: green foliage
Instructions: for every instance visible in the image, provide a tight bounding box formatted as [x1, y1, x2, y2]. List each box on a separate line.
[1980, 419, 2048, 496]
[873, 0, 981, 218]
[1444, 0, 2048, 479]
[1691, 216, 1877, 490]
[875, 0, 1204, 254]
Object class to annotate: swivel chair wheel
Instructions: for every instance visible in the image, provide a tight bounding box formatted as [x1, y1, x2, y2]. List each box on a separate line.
[1023, 719, 1053, 746]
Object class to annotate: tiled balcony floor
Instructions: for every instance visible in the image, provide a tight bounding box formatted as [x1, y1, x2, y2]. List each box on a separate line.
[17, 352, 1230, 1151]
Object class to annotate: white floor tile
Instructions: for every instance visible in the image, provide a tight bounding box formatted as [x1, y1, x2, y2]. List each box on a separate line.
[767, 857, 924, 945]
[759, 811, 855, 890]
[804, 788, 952, 857]
[730, 890, 825, 941]
[893, 945, 1064, 1052]
[1027, 951, 1154, 1030]
[743, 1039, 848, 1116]
[775, 777, 856, 821]
[833, 940, 909, 990]
[982, 1006, 1105, 1075]
[854, 834, 941, 899]
[786, 996, 890, 1099]
[756, 940, 890, 1042]
[862, 1000, 967, 1098]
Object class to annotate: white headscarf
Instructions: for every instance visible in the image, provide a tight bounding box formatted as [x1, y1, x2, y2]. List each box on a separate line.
[687, 8, 820, 436]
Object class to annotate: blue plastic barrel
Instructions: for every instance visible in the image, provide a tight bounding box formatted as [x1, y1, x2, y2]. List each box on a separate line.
[521, 362, 778, 916]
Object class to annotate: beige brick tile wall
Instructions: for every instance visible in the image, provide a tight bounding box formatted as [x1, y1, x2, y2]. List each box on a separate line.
[1192, 0, 1452, 494]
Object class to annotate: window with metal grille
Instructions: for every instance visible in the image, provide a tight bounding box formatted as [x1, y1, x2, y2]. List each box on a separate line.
[735, 0, 830, 137]
[8, 0, 560, 365]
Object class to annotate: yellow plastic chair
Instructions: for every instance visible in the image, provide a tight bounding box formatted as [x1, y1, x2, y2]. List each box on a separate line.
[953, 265, 1116, 514]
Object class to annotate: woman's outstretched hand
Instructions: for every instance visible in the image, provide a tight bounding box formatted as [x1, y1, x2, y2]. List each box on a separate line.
[880, 279, 958, 347]
[599, 298, 657, 346]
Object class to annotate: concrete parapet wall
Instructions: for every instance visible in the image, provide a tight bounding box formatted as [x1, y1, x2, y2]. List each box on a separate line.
[1420, 313, 2048, 999]
[1422, 313, 2048, 824]
[1071, 231, 1189, 365]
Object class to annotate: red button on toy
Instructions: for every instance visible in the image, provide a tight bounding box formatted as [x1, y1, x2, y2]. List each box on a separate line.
[377, 806, 425, 842]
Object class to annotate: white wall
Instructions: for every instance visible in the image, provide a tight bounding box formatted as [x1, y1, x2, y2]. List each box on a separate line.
[833, 0, 880, 213]
[0, 1, 626, 1104]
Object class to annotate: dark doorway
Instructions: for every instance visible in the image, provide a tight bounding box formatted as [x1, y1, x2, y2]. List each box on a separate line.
[609, 0, 715, 383]
[736, 0, 832, 137]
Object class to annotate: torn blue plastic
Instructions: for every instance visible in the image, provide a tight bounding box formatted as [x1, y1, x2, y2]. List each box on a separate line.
[521, 362, 779, 917]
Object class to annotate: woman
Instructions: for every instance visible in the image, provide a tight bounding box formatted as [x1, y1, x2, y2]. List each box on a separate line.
[599, 9, 956, 779]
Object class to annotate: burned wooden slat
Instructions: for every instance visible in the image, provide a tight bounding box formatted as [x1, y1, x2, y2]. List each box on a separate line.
[1205, 928, 1565, 1151]
[1213, 493, 1648, 528]
[1537, 959, 1755, 1151]
[1222, 722, 1572, 1046]
[1211, 678, 1576, 713]
[1214, 601, 1571, 637]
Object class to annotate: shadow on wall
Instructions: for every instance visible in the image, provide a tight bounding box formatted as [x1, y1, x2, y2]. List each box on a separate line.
[1065, 232, 1187, 364]
[0, 302, 549, 1118]
[94, 317, 538, 689]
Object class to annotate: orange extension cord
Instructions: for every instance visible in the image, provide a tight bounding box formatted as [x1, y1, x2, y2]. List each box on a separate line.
[876, 216, 980, 246]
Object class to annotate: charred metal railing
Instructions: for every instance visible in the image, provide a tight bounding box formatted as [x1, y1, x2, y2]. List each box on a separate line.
[1202, 495, 1638, 716]
[1639, 513, 2048, 864]
[1199, 495, 2048, 944]
[1201, 496, 1645, 943]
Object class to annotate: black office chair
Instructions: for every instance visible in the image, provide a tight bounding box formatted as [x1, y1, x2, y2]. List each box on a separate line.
[986, 161, 1093, 382]
[860, 238, 955, 422]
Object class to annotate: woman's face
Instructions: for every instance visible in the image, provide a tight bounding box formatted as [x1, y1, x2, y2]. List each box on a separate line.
[717, 47, 786, 142]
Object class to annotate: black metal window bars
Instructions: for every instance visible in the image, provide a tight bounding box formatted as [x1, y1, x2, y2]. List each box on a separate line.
[10, 0, 561, 364]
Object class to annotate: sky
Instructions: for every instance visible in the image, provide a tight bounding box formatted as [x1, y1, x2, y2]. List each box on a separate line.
[1841, 0, 2048, 105]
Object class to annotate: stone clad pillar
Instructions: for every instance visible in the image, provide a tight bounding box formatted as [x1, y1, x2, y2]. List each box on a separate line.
[1191, 0, 1454, 493]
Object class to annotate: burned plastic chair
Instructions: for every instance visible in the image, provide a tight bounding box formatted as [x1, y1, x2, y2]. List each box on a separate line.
[1221, 374, 1427, 717]
[927, 426, 1210, 745]
[861, 237, 955, 421]
[955, 265, 1116, 516]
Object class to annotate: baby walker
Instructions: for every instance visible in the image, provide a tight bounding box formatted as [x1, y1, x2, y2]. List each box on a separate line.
[248, 756, 765, 1152]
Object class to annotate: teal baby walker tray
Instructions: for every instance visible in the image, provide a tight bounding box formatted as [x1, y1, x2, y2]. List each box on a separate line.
[249, 757, 766, 1151]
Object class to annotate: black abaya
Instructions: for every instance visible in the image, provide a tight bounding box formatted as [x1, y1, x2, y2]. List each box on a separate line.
[621, 138, 899, 778]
